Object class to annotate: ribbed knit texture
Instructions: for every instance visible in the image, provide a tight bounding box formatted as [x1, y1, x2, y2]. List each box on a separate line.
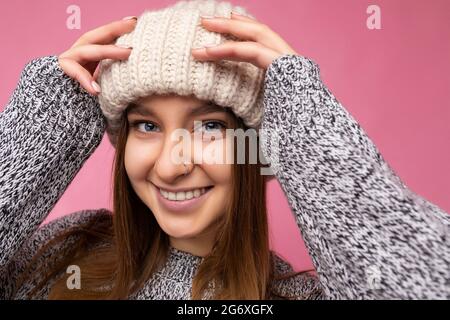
[0, 55, 448, 299]
[97, 0, 265, 147]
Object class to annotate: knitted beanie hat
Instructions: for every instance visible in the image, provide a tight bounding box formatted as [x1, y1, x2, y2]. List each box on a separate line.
[97, 0, 266, 147]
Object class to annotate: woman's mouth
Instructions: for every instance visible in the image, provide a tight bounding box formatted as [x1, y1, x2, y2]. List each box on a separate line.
[153, 184, 214, 213]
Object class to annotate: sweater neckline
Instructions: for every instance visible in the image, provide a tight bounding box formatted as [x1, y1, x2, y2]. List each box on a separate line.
[161, 246, 205, 283]
[168, 245, 204, 261]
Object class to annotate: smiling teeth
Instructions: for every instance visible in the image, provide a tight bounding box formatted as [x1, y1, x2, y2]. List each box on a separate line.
[159, 187, 208, 201]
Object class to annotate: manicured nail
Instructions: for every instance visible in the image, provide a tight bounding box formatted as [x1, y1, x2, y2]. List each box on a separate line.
[200, 15, 215, 19]
[122, 16, 137, 21]
[91, 81, 101, 93]
[231, 11, 254, 20]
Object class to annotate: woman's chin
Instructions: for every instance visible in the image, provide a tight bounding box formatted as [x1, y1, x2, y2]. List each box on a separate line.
[160, 223, 202, 240]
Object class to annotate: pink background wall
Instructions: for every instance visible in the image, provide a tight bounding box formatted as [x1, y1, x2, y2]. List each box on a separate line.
[1, 0, 449, 272]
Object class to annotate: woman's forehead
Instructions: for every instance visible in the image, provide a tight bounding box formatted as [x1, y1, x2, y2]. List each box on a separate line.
[128, 95, 230, 117]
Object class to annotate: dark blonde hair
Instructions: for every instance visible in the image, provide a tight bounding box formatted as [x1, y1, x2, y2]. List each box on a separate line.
[14, 99, 316, 299]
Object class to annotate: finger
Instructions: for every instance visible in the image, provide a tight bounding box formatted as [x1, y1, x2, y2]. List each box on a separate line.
[92, 64, 101, 82]
[59, 58, 101, 95]
[200, 17, 293, 54]
[71, 17, 137, 48]
[67, 44, 132, 64]
[230, 11, 258, 22]
[191, 41, 280, 69]
[200, 17, 262, 42]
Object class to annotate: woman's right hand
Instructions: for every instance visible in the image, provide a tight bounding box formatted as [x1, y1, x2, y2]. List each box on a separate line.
[58, 16, 137, 96]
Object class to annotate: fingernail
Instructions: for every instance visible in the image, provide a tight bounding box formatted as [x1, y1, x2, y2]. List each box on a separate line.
[116, 44, 133, 49]
[200, 15, 215, 19]
[122, 16, 137, 21]
[91, 81, 101, 93]
[231, 11, 242, 16]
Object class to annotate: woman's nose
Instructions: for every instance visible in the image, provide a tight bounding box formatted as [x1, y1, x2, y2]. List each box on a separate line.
[153, 133, 192, 182]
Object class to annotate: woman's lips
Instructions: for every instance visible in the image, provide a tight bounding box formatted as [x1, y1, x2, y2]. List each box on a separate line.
[154, 184, 213, 213]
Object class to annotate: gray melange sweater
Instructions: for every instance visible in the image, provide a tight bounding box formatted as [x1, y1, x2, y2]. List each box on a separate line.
[0, 55, 448, 300]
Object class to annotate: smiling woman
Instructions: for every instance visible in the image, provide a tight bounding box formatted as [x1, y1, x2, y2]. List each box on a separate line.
[2, 0, 448, 301]
[123, 94, 238, 258]
[116, 92, 284, 299]
[9, 0, 313, 300]
[22, 90, 298, 299]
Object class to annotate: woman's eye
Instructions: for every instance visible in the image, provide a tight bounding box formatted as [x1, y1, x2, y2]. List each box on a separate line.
[128, 120, 226, 136]
[199, 121, 226, 133]
[130, 121, 160, 133]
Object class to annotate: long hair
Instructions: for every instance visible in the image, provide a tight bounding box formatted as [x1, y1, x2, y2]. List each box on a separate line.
[13, 99, 317, 299]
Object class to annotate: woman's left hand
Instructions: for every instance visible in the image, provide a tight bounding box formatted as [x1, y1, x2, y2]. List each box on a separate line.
[191, 12, 298, 70]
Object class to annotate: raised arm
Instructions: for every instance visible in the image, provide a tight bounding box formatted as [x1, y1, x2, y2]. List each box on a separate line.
[0, 55, 106, 270]
[0, 17, 136, 288]
[260, 54, 449, 299]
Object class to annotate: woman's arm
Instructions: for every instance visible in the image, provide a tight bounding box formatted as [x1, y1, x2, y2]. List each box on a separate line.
[260, 54, 449, 299]
[0, 55, 106, 271]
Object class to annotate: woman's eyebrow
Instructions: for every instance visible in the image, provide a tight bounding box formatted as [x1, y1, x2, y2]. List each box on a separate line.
[127, 103, 155, 117]
[188, 102, 227, 116]
[127, 101, 227, 117]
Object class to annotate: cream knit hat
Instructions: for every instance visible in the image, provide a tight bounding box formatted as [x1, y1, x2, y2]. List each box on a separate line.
[97, 0, 266, 147]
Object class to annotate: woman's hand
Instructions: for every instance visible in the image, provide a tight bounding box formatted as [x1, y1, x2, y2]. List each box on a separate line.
[58, 16, 137, 96]
[191, 12, 298, 69]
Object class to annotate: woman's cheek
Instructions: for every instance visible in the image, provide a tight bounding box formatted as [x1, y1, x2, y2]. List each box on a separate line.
[199, 139, 233, 184]
[125, 138, 160, 180]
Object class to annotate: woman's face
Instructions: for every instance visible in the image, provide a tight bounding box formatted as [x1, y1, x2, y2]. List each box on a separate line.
[124, 94, 234, 256]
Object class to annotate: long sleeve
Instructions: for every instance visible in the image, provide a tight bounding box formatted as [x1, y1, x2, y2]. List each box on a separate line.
[260, 54, 449, 299]
[0, 55, 106, 272]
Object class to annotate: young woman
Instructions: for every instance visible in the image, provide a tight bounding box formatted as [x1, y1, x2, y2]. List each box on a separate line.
[0, 0, 448, 300]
